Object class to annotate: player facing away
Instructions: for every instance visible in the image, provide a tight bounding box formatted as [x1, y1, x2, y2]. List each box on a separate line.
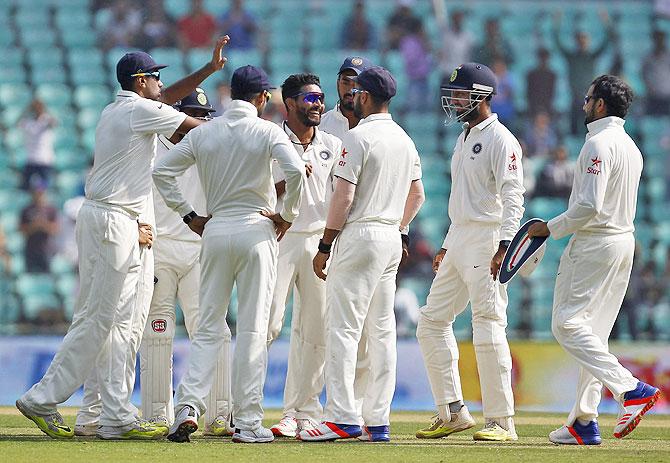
[300, 66, 425, 442]
[16, 38, 229, 439]
[266, 74, 342, 437]
[153, 65, 306, 444]
[139, 88, 234, 437]
[528, 75, 660, 445]
[416, 63, 525, 442]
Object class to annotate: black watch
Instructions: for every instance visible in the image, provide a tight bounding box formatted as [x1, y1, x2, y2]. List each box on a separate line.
[183, 211, 197, 224]
[499, 240, 511, 248]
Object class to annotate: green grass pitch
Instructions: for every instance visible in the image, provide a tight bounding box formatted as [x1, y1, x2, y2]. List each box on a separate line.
[0, 408, 668, 463]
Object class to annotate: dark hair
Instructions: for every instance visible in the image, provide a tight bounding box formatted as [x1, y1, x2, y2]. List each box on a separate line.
[590, 74, 633, 118]
[281, 73, 321, 109]
[368, 93, 390, 108]
[231, 90, 263, 102]
[120, 77, 134, 91]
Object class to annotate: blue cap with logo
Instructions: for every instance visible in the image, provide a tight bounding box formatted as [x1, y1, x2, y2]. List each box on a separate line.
[116, 51, 167, 84]
[175, 88, 215, 114]
[231, 65, 275, 95]
[351, 66, 397, 100]
[338, 56, 372, 75]
[443, 62, 497, 95]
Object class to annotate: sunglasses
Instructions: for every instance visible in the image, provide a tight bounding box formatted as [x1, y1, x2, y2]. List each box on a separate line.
[350, 88, 368, 96]
[264, 90, 272, 100]
[584, 95, 594, 105]
[131, 71, 161, 80]
[292, 92, 325, 104]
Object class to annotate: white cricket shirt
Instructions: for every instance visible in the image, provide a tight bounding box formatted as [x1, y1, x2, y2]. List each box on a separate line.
[85, 90, 187, 216]
[548, 116, 643, 239]
[152, 100, 305, 222]
[152, 135, 206, 242]
[447, 114, 525, 242]
[320, 103, 352, 140]
[335, 112, 422, 226]
[273, 123, 342, 234]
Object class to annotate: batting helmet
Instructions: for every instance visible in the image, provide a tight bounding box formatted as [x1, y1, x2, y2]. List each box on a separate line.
[175, 88, 215, 118]
[440, 62, 497, 124]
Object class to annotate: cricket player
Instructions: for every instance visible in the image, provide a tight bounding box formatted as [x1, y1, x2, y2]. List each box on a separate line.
[318, 56, 376, 427]
[139, 88, 234, 437]
[266, 74, 342, 438]
[16, 39, 229, 439]
[528, 75, 660, 445]
[415, 63, 524, 442]
[154, 65, 306, 444]
[300, 66, 424, 442]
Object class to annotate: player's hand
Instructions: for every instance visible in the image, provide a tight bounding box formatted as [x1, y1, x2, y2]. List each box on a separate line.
[188, 214, 212, 237]
[305, 162, 313, 178]
[210, 35, 230, 71]
[260, 210, 292, 241]
[432, 248, 446, 273]
[490, 245, 507, 281]
[313, 251, 329, 281]
[528, 221, 550, 238]
[400, 234, 409, 266]
[138, 222, 153, 248]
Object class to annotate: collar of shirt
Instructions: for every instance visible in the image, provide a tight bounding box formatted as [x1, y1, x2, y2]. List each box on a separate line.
[282, 121, 323, 145]
[116, 89, 141, 100]
[358, 112, 393, 126]
[465, 113, 498, 133]
[224, 99, 259, 119]
[331, 103, 349, 122]
[586, 116, 625, 138]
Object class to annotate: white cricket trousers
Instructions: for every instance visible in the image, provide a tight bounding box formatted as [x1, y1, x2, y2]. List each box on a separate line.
[552, 232, 639, 425]
[21, 200, 142, 426]
[140, 237, 231, 426]
[174, 216, 277, 431]
[267, 231, 327, 420]
[416, 223, 514, 419]
[323, 223, 402, 426]
[76, 243, 154, 426]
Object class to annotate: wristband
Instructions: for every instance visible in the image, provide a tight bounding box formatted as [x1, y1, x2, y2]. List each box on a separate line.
[318, 239, 332, 254]
[499, 240, 511, 248]
[183, 210, 197, 224]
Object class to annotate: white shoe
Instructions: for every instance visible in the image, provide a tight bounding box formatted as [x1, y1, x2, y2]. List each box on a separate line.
[232, 426, 274, 443]
[270, 415, 297, 437]
[204, 415, 234, 436]
[296, 418, 319, 433]
[74, 423, 98, 436]
[473, 421, 518, 442]
[96, 419, 165, 440]
[167, 406, 198, 443]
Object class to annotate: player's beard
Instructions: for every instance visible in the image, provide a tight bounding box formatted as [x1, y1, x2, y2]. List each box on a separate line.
[459, 103, 480, 123]
[353, 98, 364, 119]
[339, 90, 354, 112]
[297, 105, 321, 127]
[584, 105, 597, 126]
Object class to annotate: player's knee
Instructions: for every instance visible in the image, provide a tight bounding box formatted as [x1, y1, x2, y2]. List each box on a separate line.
[551, 315, 578, 343]
[416, 313, 446, 342]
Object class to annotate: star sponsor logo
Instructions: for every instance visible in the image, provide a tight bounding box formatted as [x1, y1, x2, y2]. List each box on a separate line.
[338, 147, 348, 166]
[508, 152, 518, 171]
[587, 157, 601, 175]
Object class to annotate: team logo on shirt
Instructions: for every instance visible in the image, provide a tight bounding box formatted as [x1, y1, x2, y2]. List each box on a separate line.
[472, 143, 482, 154]
[319, 150, 331, 160]
[587, 157, 601, 175]
[152, 319, 167, 333]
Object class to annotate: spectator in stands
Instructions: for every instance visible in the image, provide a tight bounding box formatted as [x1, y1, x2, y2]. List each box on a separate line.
[553, 11, 613, 134]
[524, 111, 558, 159]
[400, 20, 433, 113]
[97, 0, 142, 51]
[19, 184, 59, 273]
[340, 0, 375, 50]
[534, 145, 574, 199]
[526, 47, 557, 117]
[177, 0, 218, 50]
[218, 0, 257, 50]
[18, 98, 57, 191]
[475, 18, 514, 67]
[137, 0, 176, 49]
[490, 58, 516, 127]
[438, 10, 474, 85]
[643, 29, 670, 116]
[385, 0, 422, 51]
[0, 222, 11, 275]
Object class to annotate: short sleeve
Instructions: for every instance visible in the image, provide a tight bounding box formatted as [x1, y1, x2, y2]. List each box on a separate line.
[271, 159, 286, 183]
[411, 146, 422, 181]
[333, 132, 364, 185]
[131, 99, 187, 137]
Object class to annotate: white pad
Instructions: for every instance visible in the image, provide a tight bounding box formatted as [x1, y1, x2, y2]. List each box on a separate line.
[140, 316, 176, 423]
[204, 334, 232, 426]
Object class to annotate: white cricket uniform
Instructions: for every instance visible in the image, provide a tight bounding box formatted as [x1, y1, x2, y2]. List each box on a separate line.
[267, 123, 341, 421]
[547, 116, 641, 425]
[153, 99, 305, 431]
[21, 90, 186, 426]
[140, 135, 232, 427]
[324, 112, 421, 426]
[416, 114, 525, 420]
[320, 103, 351, 138]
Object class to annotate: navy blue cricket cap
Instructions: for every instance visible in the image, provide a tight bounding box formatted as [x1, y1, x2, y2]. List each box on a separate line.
[116, 51, 167, 84]
[175, 88, 215, 114]
[351, 66, 397, 100]
[338, 56, 372, 75]
[231, 65, 275, 95]
[443, 62, 497, 95]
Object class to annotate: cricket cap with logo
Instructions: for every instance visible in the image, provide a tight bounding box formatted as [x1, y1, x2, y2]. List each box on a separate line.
[338, 56, 372, 75]
[351, 66, 397, 100]
[498, 218, 548, 284]
[231, 65, 276, 95]
[175, 88, 215, 114]
[116, 51, 167, 84]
